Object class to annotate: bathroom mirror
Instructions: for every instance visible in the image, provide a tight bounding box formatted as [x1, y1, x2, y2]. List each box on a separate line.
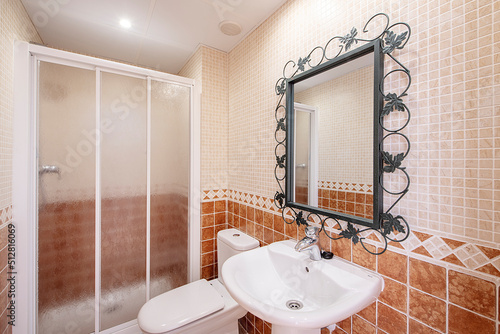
[285, 41, 383, 229]
[274, 13, 411, 254]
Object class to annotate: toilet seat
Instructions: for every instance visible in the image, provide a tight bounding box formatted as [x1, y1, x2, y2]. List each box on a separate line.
[137, 279, 225, 333]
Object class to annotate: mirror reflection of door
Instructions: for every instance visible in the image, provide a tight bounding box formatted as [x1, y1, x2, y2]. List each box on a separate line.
[294, 103, 318, 207]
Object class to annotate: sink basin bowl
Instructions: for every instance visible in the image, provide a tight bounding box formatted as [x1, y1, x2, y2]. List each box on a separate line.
[222, 240, 384, 334]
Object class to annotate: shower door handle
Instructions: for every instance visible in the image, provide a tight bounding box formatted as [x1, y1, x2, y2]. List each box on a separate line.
[39, 165, 61, 175]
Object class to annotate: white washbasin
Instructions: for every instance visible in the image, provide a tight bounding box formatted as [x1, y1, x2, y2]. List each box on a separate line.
[222, 239, 384, 334]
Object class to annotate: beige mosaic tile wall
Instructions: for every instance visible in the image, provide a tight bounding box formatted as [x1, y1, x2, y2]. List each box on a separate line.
[0, 0, 42, 213]
[228, 0, 500, 247]
[179, 45, 229, 193]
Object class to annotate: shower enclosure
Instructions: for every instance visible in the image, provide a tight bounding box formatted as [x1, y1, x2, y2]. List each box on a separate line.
[13, 43, 200, 333]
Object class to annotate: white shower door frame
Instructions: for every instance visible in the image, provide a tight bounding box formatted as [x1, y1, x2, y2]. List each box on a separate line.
[13, 42, 201, 334]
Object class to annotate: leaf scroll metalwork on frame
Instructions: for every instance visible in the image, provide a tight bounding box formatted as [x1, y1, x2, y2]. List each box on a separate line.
[273, 13, 411, 255]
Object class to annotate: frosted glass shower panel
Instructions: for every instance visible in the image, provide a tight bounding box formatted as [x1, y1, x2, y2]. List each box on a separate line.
[37, 61, 96, 334]
[100, 72, 147, 330]
[150, 80, 190, 298]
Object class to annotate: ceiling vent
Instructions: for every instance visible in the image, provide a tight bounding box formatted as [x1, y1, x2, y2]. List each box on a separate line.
[219, 20, 242, 36]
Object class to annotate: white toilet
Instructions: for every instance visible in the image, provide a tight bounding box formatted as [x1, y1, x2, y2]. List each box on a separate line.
[138, 228, 259, 334]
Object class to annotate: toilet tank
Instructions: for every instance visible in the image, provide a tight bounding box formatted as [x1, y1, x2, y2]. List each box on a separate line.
[217, 228, 259, 284]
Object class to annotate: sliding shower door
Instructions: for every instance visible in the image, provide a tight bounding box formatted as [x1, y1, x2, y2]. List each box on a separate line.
[35, 57, 192, 333]
[37, 61, 97, 334]
[99, 72, 148, 330]
[150, 80, 190, 298]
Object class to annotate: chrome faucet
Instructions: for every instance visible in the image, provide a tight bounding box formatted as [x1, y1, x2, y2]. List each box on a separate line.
[295, 226, 322, 261]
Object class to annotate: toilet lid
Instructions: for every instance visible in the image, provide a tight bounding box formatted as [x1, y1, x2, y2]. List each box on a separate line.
[138, 279, 225, 333]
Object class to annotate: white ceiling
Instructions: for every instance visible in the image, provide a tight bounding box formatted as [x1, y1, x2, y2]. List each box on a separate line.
[21, 0, 287, 74]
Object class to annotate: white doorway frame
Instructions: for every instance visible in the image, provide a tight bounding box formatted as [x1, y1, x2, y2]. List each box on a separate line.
[293, 102, 319, 207]
[13, 42, 201, 334]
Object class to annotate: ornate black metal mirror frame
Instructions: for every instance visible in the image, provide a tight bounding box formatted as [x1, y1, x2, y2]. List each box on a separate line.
[273, 13, 411, 255]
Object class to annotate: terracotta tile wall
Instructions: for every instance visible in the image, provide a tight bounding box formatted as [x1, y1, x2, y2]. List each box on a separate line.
[202, 191, 500, 334]
[200, 198, 228, 280]
[1, 0, 43, 332]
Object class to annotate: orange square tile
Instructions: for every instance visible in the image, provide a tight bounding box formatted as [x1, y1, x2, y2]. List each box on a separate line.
[346, 202, 355, 213]
[201, 252, 214, 267]
[202, 214, 214, 227]
[239, 219, 247, 233]
[263, 211, 273, 229]
[338, 191, 346, 201]
[274, 214, 284, 233]
[201, 265, 214, 280]
[285, 222, 297, 239]
[330, 235, 351, 261]
[240, 205, 247, 218]
[448, 270, 496, 318]
[378, 250, 407, 283]
[201, 226, 214, 241]
[255, 209, 264, 225]
[409, 288, 446, 332]
[352, 315, 375, 334]
[201, 239, 214, 253]
[353, 243, 376, 271]
[255, 224, 263, 242]
[215, 212, 226, 225]
[355, 193, 366, 204]
[336, 316, 352, 333]
[448, 304, 496, 334]
[409, 258, 446, 299]
[202, 201, 214, 214]
[247, 207, 255, 221]
[356, 302, 376, 325]
[379, 277, 407, 312]
[377, 302, 407, 334]
[214, 200, 226, 213]
[263, 227, 273, 244]
[330, 190, 338, 200]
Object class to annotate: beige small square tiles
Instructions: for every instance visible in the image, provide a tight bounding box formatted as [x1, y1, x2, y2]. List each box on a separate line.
[178, 46, 229, 193]
[1, 0, 42, 211]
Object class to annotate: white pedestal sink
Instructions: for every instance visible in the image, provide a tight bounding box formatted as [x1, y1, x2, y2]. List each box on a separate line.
[222, 240, 384, 334]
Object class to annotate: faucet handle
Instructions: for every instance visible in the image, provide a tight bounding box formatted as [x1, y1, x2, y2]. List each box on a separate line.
[305, 226, 320, 239]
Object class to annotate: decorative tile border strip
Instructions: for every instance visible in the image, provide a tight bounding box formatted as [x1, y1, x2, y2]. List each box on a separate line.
[406, 231, 500, 278]
[202, 189, 278, 212]
[0, 205, 12, 226]
[202, 189, 500, 280]
[318, 181, 373, 194]
[202, 189, 229, 201]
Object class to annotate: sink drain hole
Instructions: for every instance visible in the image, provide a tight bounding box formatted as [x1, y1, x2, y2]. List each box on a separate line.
[286, 300, 303, 310]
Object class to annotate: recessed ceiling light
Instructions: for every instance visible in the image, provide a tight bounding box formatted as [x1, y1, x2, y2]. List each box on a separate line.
[120, 19, 131, 29]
